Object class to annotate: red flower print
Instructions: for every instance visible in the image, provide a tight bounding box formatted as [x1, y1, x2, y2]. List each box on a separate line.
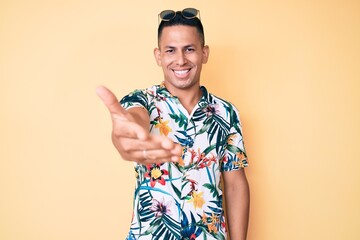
[144, 164, 169, 188]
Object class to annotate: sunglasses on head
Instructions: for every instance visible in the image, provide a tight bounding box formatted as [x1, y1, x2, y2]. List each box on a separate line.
[158, 8, 201, 24]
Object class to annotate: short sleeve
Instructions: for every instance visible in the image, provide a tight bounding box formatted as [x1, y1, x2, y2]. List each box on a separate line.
[119, 89, 151, 111]
[220, 106, 248, 172]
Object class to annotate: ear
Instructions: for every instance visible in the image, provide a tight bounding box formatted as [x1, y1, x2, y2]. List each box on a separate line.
[153, 48, 162, 66]
[202, 45, 210, 64]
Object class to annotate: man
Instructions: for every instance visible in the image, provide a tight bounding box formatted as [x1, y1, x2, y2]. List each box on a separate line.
[96, 8, 249, 240]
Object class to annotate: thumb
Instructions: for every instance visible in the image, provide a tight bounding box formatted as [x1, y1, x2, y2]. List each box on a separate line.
[96, 85, 149, 140]
[96, 85, 127, 119]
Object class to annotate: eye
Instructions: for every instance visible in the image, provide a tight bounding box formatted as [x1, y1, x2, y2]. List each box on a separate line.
[186, 47, 195, 52]
[165, 49, 174, 54]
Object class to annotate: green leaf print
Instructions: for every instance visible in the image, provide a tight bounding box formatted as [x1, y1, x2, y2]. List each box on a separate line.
[143, 214, 181, 240]
[169, 112, 188, 129]
[203, 183, 219, 198]
[137, 191, 155, 223]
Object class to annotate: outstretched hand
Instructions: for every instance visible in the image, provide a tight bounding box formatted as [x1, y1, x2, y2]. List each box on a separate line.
[96, 86, 182, 164]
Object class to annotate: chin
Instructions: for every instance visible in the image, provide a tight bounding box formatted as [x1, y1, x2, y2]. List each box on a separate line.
[177, 81, 198, 90]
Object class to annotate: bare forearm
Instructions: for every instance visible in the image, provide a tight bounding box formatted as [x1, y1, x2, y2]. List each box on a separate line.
[224, 171, 250, 240]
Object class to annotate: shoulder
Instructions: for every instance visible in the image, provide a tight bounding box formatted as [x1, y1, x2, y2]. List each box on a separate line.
[121, 85, 159, 100]
[204, 88, 240, 115]
[120, 84, 160, 109]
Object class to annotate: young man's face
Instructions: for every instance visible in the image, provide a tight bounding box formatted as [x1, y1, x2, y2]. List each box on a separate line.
[154, 25, 209, 94]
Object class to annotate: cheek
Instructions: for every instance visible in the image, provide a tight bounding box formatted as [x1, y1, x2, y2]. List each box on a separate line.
[189, 55, 204, 65]
[160, 56, 173, 66]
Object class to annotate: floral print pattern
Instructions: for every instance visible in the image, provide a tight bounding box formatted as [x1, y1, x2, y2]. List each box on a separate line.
[144, 164, 169, 188]
[121, 84, 248, 240]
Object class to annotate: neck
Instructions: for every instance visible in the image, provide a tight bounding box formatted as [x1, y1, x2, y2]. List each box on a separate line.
[164, 83, 202, 114]
[178, 89, 202, 114]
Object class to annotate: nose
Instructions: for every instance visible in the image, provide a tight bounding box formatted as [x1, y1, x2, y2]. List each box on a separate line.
[175, 51, 187, 66]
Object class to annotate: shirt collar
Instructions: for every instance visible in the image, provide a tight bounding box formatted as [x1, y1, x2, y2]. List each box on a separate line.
[157, 82, 210, 104]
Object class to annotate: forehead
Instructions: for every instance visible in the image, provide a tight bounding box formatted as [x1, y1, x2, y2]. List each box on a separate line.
[159, 25, 202, 46]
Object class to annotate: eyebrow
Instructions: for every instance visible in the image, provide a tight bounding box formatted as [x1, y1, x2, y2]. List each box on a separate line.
[163, 44, 196, 49]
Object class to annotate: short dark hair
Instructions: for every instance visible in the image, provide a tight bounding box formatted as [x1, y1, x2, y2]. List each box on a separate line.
[157, 11, 205, 47]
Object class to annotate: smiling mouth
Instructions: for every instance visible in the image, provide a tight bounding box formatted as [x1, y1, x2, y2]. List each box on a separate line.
[173, 69, 191, 77]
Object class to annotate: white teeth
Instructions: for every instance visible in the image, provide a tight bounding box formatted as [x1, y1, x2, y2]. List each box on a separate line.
[174, 70, 189, 75]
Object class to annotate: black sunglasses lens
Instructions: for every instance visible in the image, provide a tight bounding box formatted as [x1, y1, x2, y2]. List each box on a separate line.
[182, 8, 198, 18]
[160, 10, 175, 20]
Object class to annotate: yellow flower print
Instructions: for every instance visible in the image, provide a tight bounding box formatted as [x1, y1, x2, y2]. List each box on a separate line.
[236, 151, 246, 161]
[201, 212, 207, 223]
[151, 168, 162, 179]
[155, 119, 172, 136]
[144, 164, 169, 188]
[234, 160, 245, 168]
[210, 213, 219, 224]
[177, 157, 184, 167]
[176, 147, 186, 167]
[207, 223, 218, 233]
[188, 191, 205, 209]
[235, 151, 246, 168]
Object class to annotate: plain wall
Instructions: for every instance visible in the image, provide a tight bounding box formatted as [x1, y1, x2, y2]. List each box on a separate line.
[1, 0, 359, 239]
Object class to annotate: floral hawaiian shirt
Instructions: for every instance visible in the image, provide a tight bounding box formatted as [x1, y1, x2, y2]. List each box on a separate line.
[120, 83, 248, 240]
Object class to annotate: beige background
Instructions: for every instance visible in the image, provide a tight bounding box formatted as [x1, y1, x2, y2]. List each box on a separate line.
[1, 0, 360, 239]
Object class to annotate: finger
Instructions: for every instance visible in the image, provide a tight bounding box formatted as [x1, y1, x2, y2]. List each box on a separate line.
[115, 137, 182, 162]
[96, 86, 149, 140]
[159, 138, 183, 157]
[140, 156, 180, 164]
[112, 121, 149, 139]
[120, 149, 175, 164]
[136, 146, 182, 163]
[142, 158, 177, 164]
[119, 135, 179, 152]
[96, 85, 127, 118]
[170, 143, 183, 157]
[139, 148, 179, 162]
